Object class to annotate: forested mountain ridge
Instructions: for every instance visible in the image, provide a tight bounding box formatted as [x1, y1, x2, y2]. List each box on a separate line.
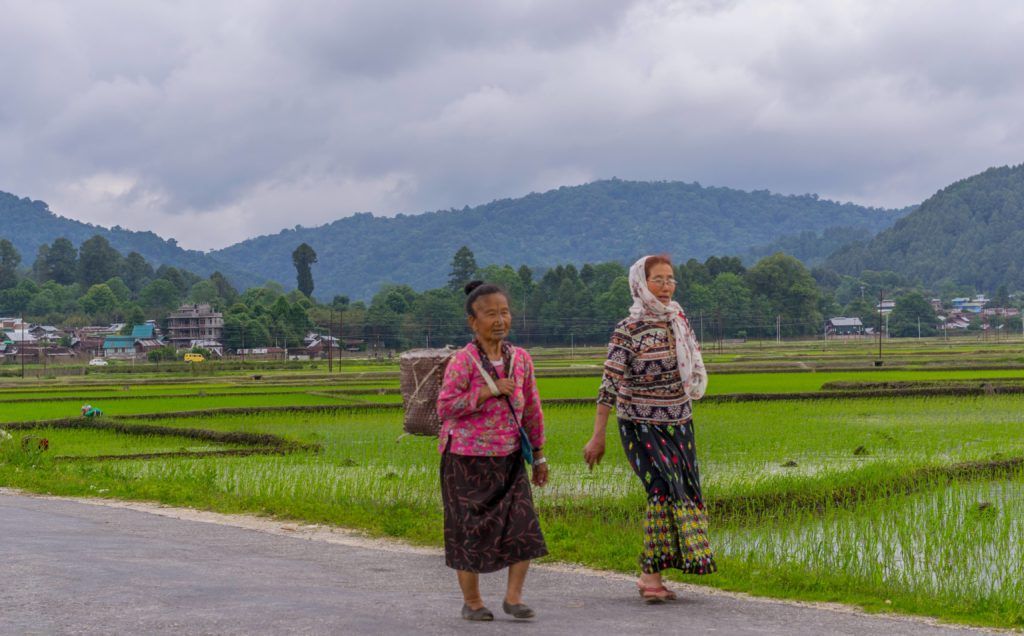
[0, 192, 260, 288]
[210, 179, 904, 299]
[825, 164, 1024, 291]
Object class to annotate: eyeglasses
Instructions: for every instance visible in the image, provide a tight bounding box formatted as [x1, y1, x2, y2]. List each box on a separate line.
[647, 277, 677, 287]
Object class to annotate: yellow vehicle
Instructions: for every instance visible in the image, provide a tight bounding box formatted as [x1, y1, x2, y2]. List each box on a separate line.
[184, 353, 205, 363]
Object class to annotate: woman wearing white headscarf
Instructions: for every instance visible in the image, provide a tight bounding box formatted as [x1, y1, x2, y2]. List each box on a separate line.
[583, 254, 715, 603]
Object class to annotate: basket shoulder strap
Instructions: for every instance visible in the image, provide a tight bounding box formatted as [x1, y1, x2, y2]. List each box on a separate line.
[468, 348, 500, 395]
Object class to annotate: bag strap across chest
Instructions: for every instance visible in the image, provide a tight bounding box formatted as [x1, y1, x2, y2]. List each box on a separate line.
[467, 345, 516, 394]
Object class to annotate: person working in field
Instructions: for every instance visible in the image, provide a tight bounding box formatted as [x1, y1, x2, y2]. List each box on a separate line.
[583, 254, 716, 603]
[436, 280, 549, 622]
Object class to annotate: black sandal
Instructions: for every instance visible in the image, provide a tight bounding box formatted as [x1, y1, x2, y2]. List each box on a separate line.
[461, 604, 494, 621]
[502, 600, 535, 619]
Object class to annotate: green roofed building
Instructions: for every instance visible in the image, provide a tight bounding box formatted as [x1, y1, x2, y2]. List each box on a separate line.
[101, 322, 163, 359]
[102, 335, 137, 358]
[130, 324, 155, 339]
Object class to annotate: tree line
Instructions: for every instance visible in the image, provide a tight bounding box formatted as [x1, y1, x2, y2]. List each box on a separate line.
[2, 236, 1021, 352]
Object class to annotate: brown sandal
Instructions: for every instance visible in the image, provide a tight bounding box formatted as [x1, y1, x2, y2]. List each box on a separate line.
[636, 581, 677, 603]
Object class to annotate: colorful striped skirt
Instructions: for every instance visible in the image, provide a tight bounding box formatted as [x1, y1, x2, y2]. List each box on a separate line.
[618, 418, 716, 575]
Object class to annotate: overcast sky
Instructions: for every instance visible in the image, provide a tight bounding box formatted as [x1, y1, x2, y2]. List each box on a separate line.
[2, 0, 1023, 250]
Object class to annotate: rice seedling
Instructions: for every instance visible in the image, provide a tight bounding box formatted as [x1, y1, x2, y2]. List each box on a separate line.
[712, 471, 1024, 625]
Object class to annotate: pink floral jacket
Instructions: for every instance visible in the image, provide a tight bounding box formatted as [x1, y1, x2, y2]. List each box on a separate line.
[436, 344, 545, 456]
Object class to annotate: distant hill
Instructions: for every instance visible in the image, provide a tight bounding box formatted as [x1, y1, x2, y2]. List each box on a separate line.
[743, 225, 899, 268]
[0, 192, 260, 288]
[826, 164, 1024, 291]
[210, 179, 904, 299]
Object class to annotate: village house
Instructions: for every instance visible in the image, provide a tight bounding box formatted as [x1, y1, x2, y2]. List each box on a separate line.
[102, 334, 136, 358]
[826, 317, 865, 337]
[952, 295, 989, 313]
[343, 338, 366, 352]
[73, 325, 120, 358]
[875, 300, 896, 314]
[982, 307, 1021, 318]
[236, 346, 286, 359]
[304, 333, 342, 358]
[167, 304, 224, 350]
[188, 339, 223, 356]
[0, 317, 26, 330]
[28, 325, 63, 343]
[3, 326, 37, 345]
[940, 313, 973, 330]
[101, 323, 164, 359]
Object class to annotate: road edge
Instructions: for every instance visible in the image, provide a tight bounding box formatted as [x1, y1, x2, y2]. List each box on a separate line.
[0, 487, 1002, 634]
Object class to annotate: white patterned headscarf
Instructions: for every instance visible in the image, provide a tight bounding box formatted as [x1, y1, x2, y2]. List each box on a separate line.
[628, 256, 708, 400]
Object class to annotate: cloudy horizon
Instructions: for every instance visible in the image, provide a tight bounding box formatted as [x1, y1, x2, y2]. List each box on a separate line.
[2, 0, 1023, 251]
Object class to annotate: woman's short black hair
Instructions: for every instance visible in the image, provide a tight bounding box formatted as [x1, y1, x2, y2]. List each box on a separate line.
[464, 280, 508, 316]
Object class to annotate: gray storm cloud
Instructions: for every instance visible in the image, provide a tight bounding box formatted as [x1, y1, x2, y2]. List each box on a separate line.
[1, 0, 1023, 250]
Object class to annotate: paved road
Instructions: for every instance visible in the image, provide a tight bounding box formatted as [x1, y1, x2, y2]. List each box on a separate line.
[0, 492, 993, 635]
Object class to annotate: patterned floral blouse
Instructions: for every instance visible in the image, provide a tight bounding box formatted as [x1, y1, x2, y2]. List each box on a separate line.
[436, 343, 545, 456]
[597, 318, 700, 425]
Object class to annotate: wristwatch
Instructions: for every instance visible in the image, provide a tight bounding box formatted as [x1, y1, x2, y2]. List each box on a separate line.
[534, 456, 548, 466]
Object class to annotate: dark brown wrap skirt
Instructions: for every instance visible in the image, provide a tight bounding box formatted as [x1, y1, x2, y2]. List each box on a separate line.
[440, 446, 548, 573]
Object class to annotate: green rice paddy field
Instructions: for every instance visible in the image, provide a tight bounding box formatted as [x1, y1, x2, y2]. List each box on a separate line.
[3, 344, 1024, 628]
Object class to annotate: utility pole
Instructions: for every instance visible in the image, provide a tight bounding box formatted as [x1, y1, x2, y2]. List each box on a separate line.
[325, 315, 333, 374]
[876, 290, 883, 365]
[918, 317, 921, 339]
[328, 309, 334, 373]
[20, 312, 25, 379]
[715, 308, 723, 353]
[522, 288, 527, 333]
[776, 314, 781, 344]
[699, 310, 704, 344]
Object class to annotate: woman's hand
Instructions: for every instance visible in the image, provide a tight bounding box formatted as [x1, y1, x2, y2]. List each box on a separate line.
[531, 462, 549, 487]
[492, 378, 515, 397]
[583, 436, 605, 470]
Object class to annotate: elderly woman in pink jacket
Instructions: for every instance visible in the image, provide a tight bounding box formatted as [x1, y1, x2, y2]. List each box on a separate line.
[436, 280, 548, 622]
